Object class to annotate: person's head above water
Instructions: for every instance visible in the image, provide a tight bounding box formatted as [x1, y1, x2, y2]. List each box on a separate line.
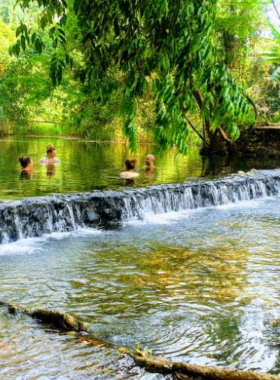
[145, 154, 155, 168]
[120, 158, 139, 179]
[39, 144, 60, 164]
[46, 144, 57, 157]
[19, 156, 33, 170]
[124, 158, 137, 171]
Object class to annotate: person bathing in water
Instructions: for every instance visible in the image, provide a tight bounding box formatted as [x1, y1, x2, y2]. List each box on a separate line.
[145, 154, 155, 178]
[120, 158, 139, 179]
[39, 144, 60, 165]
[19, 155, 33, 178]
[145, 154, 155, 170]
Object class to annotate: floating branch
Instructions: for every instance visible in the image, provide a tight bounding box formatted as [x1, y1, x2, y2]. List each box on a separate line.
[129, 353, 280, 380]
[0, 301, 88, 333]
[1, 301, 279, 379]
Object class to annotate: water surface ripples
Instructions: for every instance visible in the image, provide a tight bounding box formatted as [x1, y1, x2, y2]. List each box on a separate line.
[1, 198, 280, 378]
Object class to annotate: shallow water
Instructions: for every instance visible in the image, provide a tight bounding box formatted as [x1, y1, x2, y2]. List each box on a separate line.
[1, 197, 280, 378]
[1, 137, 280, 378]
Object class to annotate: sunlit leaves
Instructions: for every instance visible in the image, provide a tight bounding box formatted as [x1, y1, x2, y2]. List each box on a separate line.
[257, 24, 280, 82]
[10, 0, 253, 152]
[0, 107, 4, 120]
[50, 54, 65, 86]
[123, 97, 138, 153]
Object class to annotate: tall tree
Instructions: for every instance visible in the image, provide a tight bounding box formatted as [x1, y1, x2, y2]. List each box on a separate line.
[10, 0, 254, 153]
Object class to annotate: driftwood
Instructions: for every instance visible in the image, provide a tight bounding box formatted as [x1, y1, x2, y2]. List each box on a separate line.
[1, 301, 279, 379]
[0, 301, 88, 332]
[129, 353, 280, 380]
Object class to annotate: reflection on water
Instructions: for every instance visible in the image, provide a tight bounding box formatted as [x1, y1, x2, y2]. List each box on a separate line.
[45, 163, 57, 178]
[1, 136, 280, 200]
[19, 170, 33, 180]
[1, 198, 280, 377]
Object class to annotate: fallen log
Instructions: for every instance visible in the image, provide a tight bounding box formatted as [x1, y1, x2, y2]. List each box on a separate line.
[0, 301, 88, 332]
[1, 301, 279, 379]
[129, 353, 280, 380]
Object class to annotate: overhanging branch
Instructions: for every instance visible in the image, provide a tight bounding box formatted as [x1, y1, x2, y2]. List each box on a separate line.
[218, 126, 232, 144]
[185, 115, 205, 141]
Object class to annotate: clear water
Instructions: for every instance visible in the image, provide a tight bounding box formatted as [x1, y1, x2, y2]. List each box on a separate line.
[1, 137, 280, 379]
[1, 198, 280, 378]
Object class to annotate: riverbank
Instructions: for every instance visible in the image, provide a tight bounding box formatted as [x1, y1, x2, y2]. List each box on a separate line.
[234, 128, 280, 157]
[202, 128, 280, 158]
[5, 128, 280, 160]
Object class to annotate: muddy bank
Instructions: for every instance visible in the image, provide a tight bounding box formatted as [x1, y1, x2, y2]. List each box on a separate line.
[201, 128, 280, 157]
[235, 128, 280, 157]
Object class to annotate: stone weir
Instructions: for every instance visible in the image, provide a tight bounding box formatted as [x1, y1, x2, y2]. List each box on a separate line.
[1, 169, 280, 244]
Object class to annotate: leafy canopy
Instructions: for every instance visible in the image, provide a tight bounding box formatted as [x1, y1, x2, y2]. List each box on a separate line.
[10, 0, 252, 152]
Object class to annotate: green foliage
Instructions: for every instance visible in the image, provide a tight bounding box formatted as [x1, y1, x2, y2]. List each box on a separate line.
[7, 0, 256, 153]
[257, 24, 280, 72]
[0, 18, 15, 73]
[217, 0, 268, 40]
[252, 21, 280, 120]
[0, 51, 52, 126]
[13, 122, 61, 136]
[3, 0, 276, 153]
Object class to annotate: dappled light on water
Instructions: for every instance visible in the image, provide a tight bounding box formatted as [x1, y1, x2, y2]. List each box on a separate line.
[1, 196, 280, 377]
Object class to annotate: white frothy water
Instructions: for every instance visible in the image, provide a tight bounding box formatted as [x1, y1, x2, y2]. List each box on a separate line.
[0, 227, 101, 255]
[124, 196, 272, 226]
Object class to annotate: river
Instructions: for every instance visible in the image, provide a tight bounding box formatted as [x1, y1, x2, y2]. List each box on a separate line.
[0, 137, 280, 379]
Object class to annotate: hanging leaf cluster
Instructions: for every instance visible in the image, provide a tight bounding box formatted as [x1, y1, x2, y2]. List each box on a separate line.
[11, 0, 252, 152]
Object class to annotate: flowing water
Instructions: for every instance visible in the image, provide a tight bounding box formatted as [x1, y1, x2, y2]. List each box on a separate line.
[1, 138, 280, 379]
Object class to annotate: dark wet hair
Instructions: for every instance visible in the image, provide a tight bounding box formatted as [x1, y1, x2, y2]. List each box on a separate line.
[19, 156, 32, 169]
[125, 158, 137, 170]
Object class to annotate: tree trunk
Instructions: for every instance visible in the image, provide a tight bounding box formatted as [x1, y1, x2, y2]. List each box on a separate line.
[192, 89, 215, 144]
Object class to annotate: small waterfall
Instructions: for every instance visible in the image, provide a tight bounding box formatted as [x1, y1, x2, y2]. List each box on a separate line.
[1, 169, 280, 243]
